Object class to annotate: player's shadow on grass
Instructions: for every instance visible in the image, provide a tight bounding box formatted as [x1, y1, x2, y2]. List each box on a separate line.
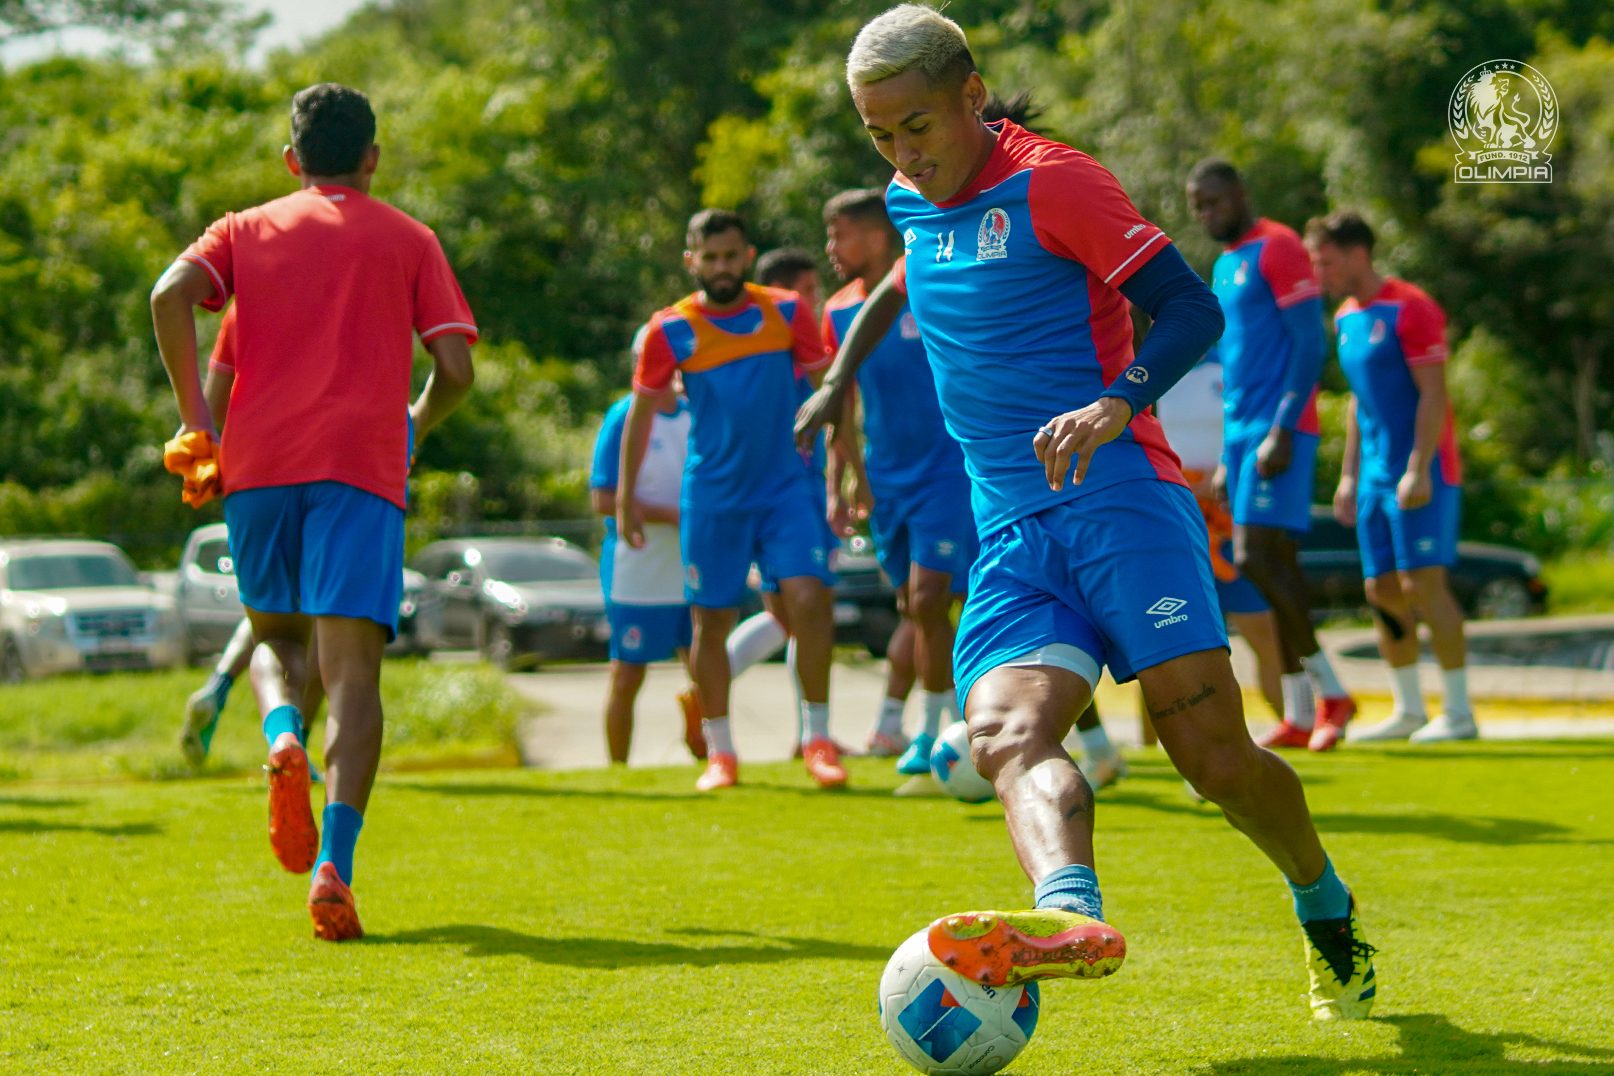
[394, 780, 704, 801]
[0, 818, 161, 837]
[366, 923, 891, 967]
[1204, 1012, 1614, 1073]
[0, 795, 83, 808]
[1307, 809, 1611, 846]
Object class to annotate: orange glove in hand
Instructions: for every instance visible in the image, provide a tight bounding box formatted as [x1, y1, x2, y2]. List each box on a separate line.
[162, 430, 223, 508]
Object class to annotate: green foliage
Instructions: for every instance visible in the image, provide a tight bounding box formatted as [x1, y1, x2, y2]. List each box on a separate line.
[1, 0, 1610, 567]
[3, 747, 1614, 1068]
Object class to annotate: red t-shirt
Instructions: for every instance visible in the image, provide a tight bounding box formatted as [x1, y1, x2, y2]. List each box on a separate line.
[181, 185, 476, 508]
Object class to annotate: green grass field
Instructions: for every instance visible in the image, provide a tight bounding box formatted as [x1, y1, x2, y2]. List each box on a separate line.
[0, 660, 529, 782]
[3, 737, 1613, 1073]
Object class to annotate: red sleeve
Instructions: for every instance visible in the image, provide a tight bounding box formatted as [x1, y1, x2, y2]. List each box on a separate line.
[208, 304, 237, 371]
[791, 296, 828, 373]
[1396, 294, 1448, 367]
[180, 216, 234, 312]
[889, 254, 908, 296]
[1256, 229, 1322, 310]
[633, 316, 677, 393]
[1027, 154, 1168, 288]
[414, 235, 478, 344]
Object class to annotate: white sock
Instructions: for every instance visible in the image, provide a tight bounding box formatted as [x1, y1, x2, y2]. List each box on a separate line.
[727, 613, 788, 677]
[1281, 673, 1316, 730]
[1301, 650, 1346, 699]
[875, 697, 906, 738]
[1078, 723, 1117, 762]
[1441, 667, 1471, 717]
[943, 692, 961, 723]
[801, 701, 831, 743]
[920, 691, 950, 738]
[1389, 664, 1426, 717]
[701, 716, 735, 757]
[787, 638, 807, 741]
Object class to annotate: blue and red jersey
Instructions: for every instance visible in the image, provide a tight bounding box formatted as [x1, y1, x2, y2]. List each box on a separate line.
[634, 283, 826, 511]
[1335, 278, 1460, 490]
[885, 119, 1185, 534]
[822, 278, 966, 500]
[1211, 218, 1322, 442]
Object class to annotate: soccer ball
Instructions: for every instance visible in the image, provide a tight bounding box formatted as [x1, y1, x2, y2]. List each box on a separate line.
[878, 927, 1040, 1075]
[930, 721, 995, 803]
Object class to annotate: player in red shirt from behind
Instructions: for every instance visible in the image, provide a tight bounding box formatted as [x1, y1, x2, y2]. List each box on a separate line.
[152, 83, 476, 940]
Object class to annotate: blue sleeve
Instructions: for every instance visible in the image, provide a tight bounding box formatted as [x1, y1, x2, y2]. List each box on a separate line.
[1103, 244, 1225, 416]
[589, 399, 628, 491]
[1274, 297, 1325, 431]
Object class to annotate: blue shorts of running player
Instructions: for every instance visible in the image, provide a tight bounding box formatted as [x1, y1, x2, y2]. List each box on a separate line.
[606, 602, 693, 663]
[1214, 538, 1270, 615]
[1356, 478, 1461, 580]
[1224, 430, 1319, 533]
[870, 478, 976, 594]
[223, 481, 404, 640]
[954, 480, 1227, 707]
[683, 484, 835, 609]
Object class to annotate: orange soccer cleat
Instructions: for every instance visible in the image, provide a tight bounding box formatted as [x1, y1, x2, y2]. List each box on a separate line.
[1310, 696, 1357, 752]
[307, 862, 364, 941]
[265, 733, 318, 874]
[927, 909, 1127, 987]
[802, 738, 848, 789]
[1257, 721, 1312, 750]
[677, 688, 707, 760]
[696, 752, 738, 791]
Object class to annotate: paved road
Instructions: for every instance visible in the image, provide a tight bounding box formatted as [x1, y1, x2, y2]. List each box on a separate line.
[506, 635, 1614, 772]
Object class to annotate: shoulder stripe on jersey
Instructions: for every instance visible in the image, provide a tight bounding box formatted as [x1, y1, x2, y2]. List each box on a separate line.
[180, 253, 227, 301]
[420, 321, 479, 340]
[1102, 231, 1167, 285]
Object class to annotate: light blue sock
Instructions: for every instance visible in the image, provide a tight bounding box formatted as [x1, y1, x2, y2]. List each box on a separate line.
[1034, 863, 1104, 921]
[1290, 857, 1351, 922]
[314, 802, 364, 885]
[262, 705, 303, 749]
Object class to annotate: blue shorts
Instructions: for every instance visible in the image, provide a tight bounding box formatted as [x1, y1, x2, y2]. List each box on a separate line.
[1225, 431, 1318, 533]
[954, 480, 1227, 706]
[760, 465, 840, 594]
[606, 602, 692, 663]
[683, 484, 834, 609]
[223, 481, 404, 639]
[1357, 479, 1461, 579]
[870, 478, 976, 594]
[1214, 539, 1270, 615]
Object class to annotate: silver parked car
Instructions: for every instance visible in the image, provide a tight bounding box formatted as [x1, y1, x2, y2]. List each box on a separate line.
[173, 522, 427, 661]
[0, 539, 185, 681]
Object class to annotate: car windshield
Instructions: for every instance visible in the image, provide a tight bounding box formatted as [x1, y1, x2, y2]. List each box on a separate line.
[8, 553, 140, 590]
[478, 546, 595, 583]
[195, 539, 234, 576]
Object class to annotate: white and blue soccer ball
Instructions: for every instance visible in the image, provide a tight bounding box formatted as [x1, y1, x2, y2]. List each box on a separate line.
[930, 721, 995, 803]
[878, 927, 1040, 1075]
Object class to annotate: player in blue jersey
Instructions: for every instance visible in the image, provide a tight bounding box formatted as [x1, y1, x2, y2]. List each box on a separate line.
[801, 5, 1376, 1020]
[822, 187, 975, 773]
[1305, 212, 1476, 742]
[619, 209, 846, 791]
[590, 367, 696, 764]
[1187, 158, 1358, 752]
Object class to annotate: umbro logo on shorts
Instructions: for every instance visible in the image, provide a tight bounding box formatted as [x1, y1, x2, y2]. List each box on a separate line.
[1147, 596, 1190, 628]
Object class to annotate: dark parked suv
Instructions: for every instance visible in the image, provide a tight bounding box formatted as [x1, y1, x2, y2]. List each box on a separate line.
[1298, 508, 1548, 619]
[411, 537, 609, 668]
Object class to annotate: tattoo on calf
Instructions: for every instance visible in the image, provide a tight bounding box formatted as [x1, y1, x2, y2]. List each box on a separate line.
[1149, 682, 1217, 721]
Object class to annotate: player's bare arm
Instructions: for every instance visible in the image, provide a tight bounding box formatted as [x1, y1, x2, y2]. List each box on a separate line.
[150, 259, 219, 433]
[615, 391, 659, 549]
[409, 333, 474, 446]
[1333, 396, 1361, 526]
[796, 269, 904, 449]
[204, 364, 235, 431]
[1399, 363, 1450, 511]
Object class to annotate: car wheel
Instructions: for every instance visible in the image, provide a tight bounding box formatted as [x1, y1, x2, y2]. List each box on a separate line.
[1472, 577, 1532, 620]
[0, 637, 25, 683]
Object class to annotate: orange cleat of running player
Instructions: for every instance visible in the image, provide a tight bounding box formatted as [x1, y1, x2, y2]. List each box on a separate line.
[677, 687, 707, 760]
[308, 862, 363, 941]
[266, 732, 318, 874]
[927, 909, 1127, 987]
